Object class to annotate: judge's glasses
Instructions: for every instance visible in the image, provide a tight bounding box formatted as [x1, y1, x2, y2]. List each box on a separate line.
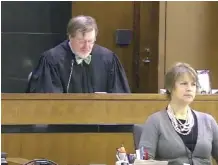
[75, 38, 96, 45]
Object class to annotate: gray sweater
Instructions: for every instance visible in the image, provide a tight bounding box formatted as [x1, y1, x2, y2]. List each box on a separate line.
[139, 110, 218, 165]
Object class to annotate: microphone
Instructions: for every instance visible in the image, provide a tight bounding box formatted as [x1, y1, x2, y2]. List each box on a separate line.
[67, 59, 74, 93]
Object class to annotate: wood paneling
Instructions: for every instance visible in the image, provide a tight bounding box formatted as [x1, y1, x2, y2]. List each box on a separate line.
[2, 94, 218, 125]
[165, 1, 218, 88]
[2, 133, 134, 165]
[158, 2, 167, 90]
[2, 94, 218, 165]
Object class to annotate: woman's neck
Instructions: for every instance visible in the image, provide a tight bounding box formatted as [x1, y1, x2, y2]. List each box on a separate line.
[169, 101, 189, 120]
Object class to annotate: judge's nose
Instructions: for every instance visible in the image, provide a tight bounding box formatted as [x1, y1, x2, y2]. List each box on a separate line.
[80, 41, 88, 47]
[83, 43, 93, 50]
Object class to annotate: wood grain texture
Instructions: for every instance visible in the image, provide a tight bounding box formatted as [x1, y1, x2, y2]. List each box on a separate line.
[165, 1, 218, 89]
[2, 133, 134, 165]
[2, 94, 218, 165]
[2, 94, 218, 125]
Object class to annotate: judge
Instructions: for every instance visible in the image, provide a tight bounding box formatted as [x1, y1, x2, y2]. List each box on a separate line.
[26, 15, 131, 93]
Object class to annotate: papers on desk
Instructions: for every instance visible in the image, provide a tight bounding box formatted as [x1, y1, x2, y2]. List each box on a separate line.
[7, 158, 30, 164]
[134, 159, 168, 165]
[94, 92, 107, 94]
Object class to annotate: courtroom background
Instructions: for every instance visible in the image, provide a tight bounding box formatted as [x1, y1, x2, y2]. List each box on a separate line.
[2, 1, 218, 93]
[1, 2, 218, 165]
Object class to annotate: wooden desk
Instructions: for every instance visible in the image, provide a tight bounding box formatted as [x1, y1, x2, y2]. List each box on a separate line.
[2, 94, 218, 165]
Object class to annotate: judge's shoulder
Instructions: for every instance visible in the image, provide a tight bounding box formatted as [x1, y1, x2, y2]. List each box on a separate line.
[92, 44, 114, 56]
[38, 40, 73, 65]
[40, 40, 116, 64]
[92, 44, 119, 63]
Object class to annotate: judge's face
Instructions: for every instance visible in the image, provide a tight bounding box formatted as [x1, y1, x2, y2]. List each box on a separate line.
[170, 73, 197, 105]
[69, 30, 96, 58]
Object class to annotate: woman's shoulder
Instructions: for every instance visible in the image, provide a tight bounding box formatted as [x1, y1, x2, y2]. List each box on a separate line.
[193, 110, 217, 126]
[193, 110, 214, 120]
[146, 109, 167, 123]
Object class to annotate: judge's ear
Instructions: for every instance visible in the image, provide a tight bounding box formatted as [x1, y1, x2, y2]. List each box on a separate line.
[68, 35, 71, 40]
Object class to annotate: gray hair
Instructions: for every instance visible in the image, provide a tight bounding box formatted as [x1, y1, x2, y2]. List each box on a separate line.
[67, 15, 98, 37]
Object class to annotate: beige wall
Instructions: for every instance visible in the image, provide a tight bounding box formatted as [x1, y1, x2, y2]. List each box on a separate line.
[159, 2, 218, 89]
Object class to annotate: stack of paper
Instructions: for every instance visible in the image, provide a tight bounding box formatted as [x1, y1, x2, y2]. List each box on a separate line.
[134, 159, 168, 165]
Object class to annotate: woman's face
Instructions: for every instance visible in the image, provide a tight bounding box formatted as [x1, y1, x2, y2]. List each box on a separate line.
[170, 73, 197, 105]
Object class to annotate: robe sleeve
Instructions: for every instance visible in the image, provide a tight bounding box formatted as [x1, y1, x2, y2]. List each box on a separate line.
[108, 54, 131, 93]
[26, 53, 63, 93]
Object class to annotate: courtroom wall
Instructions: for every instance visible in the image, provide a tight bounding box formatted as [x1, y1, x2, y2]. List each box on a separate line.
[2, 2, 218, 92]
[1, 1, 72, 93]
[165, 1, 218, 88]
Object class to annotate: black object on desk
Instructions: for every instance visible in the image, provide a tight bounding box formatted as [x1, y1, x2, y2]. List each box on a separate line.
[24, 159, 58, 165]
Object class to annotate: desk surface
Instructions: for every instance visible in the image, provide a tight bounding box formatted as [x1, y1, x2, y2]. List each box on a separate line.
[2, 93, 218, 100]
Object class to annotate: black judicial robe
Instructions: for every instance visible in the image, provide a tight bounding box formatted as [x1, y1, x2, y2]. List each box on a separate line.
[26, 40, 131, 93]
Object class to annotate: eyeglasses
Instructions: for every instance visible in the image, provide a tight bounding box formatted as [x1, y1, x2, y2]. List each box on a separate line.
[75, 38, 96, 45]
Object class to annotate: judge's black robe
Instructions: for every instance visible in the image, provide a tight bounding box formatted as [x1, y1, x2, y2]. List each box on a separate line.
[26, 40, 131, 93]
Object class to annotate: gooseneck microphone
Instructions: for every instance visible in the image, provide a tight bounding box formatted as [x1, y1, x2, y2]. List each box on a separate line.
[67, 59, 74, 93]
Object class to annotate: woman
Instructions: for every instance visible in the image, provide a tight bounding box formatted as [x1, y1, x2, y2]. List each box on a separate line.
[139, 62, 218, 165]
